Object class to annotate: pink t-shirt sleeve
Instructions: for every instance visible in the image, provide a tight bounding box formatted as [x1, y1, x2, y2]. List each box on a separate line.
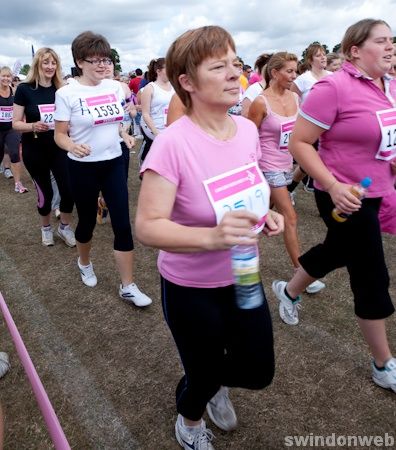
[140, 132, 181, 186]
[300, 78, 338, 130]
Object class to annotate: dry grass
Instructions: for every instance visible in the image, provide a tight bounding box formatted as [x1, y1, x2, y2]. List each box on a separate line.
[0, 149, 395, 450]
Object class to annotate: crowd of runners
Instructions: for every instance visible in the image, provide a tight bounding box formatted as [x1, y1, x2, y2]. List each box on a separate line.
[0, 17, 396, 450]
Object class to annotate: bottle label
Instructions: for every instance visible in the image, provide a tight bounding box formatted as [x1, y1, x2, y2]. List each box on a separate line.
[232, 256, 260, 285]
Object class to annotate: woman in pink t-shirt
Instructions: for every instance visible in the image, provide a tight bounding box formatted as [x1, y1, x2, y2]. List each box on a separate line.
[249, 52, 325, 296]
[272, 19, 396, 393]
[136, 26, 284, 450]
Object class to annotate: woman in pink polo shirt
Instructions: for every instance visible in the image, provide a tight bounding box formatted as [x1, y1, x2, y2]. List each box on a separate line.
[136, 26, 283, 450]
[272, 19, 396, 393]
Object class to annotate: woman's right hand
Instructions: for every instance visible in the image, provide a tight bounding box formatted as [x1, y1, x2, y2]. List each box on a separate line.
[328, 181, 362, 214]
[68, 143, 91, 158]
[207, 210, 260, 250]
[32, 121, 49, 133]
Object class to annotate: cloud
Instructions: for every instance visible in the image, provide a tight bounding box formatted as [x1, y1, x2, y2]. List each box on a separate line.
[1, 0, 395, 75]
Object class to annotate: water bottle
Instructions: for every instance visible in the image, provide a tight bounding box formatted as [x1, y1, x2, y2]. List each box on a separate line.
[231, 244, 265, 309]
[331, 177, 372, 223]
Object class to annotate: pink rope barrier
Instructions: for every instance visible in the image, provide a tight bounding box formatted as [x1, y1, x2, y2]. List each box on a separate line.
[0, 292, 71, 450]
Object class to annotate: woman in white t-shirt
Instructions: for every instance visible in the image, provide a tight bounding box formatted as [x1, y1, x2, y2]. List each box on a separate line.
[54, 31, 151, 307]
[140, 57, 174, 162]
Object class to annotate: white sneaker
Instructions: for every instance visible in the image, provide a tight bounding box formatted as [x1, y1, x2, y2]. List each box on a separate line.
[289, 191, 296, 206]
[41, 227, 54, 246]
[372, 358, 396, 393]
[78, 259, 97, 287]
[272, 280, 301, 325]
[57, 225, 76, 247]
[175, 415, 214, 450]
[4, 168, 13, 179]
[0, 352, 10, 378]
[15, 181, 28, 193]
[305, 279, 325, 294]
[119, 283, 152, 307]
[206, 387, 237, 431]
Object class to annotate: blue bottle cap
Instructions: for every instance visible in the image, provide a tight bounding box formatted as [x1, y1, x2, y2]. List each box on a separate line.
[360, 177, 372, 188]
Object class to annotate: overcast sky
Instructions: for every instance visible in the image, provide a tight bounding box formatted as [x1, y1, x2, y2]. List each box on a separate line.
[1, 0, 395, 76]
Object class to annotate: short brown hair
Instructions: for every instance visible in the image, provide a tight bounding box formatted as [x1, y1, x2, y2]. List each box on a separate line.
[341, 19, 390, 61]
[305, 43, 326, 67]
[166, 25, 236, 110]
[72, 31, 111, 74]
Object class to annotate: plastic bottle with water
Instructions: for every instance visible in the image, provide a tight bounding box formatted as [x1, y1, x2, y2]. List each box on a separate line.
[331, 177, 372, 223]
[231, 244, 265, 309]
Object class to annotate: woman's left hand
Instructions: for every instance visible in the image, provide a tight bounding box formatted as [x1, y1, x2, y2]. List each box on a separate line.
[263, 210, 284, 237]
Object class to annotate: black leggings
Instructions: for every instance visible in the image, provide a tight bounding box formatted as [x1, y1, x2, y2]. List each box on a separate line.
[68, 156, 133, 251]
[299, 189, 394, 320]
[161, 277, 274, 421]
[22, 141, 74, 216]
[0, 128, 21, 163]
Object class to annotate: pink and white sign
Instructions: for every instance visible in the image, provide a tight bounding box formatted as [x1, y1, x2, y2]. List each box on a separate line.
[376, 108, 396, 160]
[0, 106, 13, 122]
[203, 162, 270, 233]
[85, 93, 123, 126]
[279, 120, 295, 151]
[38, 104, 55, 129]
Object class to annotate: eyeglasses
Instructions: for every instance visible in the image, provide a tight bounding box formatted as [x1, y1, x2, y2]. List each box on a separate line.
[83, 58, 113, 66]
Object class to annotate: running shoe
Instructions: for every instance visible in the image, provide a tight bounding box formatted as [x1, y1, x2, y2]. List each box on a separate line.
[14, 181, 28, 193]
[0, 352, 10, 379]
[77, 258, 97, 287]
[305, 280, 325, 294]
[57, 225, 76, 247]
[97, 196, 108, 224]
[41, 227, 54, 246]
[206, 387, 237, 431]
[372, 358, 396, 393]
[119, 283, 152, 307]
[54, 208, 61, 220]
[175, 415, 214, 450]
[289, 191, 296, 206]
[4, 168, 13, 179]
[272, 280, 301, 325]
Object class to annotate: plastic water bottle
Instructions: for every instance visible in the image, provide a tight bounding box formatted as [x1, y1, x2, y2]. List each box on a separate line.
[231, 244, 265, 309]
[331, 177, 372, 223]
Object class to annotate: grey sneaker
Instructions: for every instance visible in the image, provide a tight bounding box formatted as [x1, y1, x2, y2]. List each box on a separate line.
[372, 358, 396, 393]
[119, 283, 152, 307]
[4, 168, 13, 179]
[175, 415, 214, 450]
[305, 280, 325, 294]
[57, 225, 76, 247]
[272, 280, 301, 325]
[0, 352, 10, 378]
[206, 387, 237, 431]
[41, 227, 54, 246]
[78, 259, 97, 287]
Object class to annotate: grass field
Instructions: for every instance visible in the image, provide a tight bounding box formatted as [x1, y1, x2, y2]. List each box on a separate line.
[0, 147, 395, 450]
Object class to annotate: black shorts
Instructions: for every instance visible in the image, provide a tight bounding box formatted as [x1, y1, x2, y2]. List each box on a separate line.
[299, 190, 394, 320]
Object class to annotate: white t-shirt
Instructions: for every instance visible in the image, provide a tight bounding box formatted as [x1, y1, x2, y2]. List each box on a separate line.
[242, 82, 264, 103]
[54, 79, 125, 162]
[294, 70, 332, 103]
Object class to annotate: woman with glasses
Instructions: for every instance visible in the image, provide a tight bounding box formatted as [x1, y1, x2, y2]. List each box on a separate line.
[54, 31, 151, 307]
[12, 48, 75, 247]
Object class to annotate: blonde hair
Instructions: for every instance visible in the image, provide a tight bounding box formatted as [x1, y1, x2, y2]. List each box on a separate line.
[264, 52, 298, 88]
[0, 66, 12, 76]
[25, 47, 63, 89]
[341, 19, 390, 62]
[166, 25, 236, 110]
